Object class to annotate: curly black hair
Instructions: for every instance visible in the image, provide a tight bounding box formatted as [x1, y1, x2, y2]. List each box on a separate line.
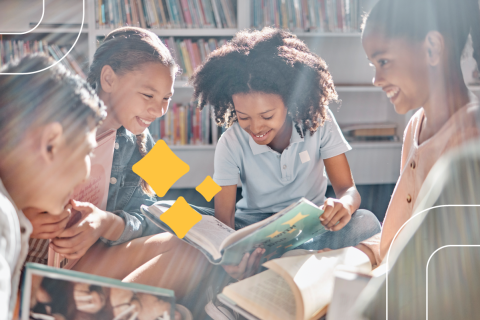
[189, 27, 338, 137]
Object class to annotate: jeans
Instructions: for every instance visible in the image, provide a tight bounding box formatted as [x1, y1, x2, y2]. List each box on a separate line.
[188, 204, 381, 251]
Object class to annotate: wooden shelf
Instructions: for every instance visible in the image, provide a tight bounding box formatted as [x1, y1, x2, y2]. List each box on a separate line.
[168, 145, 216, 150]
[0, 28, 88, 34]
[93, 28, 238, 37]
[174, 81, 382, 93]
[294, 32, 361, 37]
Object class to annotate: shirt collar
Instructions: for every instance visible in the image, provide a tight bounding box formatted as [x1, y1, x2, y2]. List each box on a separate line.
[248, 121, 304, 155]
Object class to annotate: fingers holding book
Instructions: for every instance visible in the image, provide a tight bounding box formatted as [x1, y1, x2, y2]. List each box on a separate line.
[222, 248, 266, 280]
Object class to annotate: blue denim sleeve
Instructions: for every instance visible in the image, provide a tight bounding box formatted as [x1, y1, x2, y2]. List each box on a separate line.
[101, 131, 164, 246]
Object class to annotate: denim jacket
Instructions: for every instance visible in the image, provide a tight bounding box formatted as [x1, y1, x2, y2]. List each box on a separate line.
[100, 126, 163, 246]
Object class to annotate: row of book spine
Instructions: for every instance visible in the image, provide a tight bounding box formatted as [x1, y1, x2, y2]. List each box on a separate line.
[251, 0, 361, 33]
[95, 0, 237, 29]
[161, 36, 226, 79]
[0, 39, 87, 78]
[149, 102, 220, 145]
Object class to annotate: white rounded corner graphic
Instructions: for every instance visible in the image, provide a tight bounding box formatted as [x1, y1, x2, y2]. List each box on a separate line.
[0, 0, 85, 75]
[0, 0, 45, 35]
[385, 204, 480, 320]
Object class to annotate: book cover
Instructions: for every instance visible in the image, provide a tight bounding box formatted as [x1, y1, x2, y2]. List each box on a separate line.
[21, 263, 175, 320]
[141, 198, 327, 265]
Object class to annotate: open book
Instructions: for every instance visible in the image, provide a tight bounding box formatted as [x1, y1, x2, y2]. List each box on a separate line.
[141, 198, 327, 265]
[48, 129, 116, 269]
[21, 263, 182, 320]
[217, 247, 372, 320]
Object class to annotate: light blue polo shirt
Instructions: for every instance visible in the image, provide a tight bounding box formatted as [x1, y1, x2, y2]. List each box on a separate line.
[213, 108, 351, 214]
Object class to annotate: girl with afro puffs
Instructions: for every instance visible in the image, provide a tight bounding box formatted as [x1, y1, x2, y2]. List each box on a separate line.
[190, 28, 381, 255]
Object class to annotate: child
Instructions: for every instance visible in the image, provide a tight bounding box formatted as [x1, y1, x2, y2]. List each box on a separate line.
[351, 0, 480, 267]
[26, 27, 253, 297]
[189, 28, 381, 253]
[0, 55, 105, 320]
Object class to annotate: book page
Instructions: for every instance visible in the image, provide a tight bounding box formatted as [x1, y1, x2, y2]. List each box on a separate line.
[223, 270, 296, 320]
[264, 247, 372, 320]
[185, 216, 234, 260]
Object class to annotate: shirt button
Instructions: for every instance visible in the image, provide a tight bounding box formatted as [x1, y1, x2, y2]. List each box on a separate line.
[283, 165, 287, 169]
[410, 161, 416, 169]
[110, 177, 117, 184]
[20, 226, 26, 234]
[115, 142, 120, 150]
[406, 194, 412, 203]
[277, 155, 280, 158]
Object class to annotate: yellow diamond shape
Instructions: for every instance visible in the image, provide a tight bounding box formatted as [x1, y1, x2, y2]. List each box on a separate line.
[195, 176, 222, 202]
[160, 197, 202, 238]
[132, 140, 189, 197]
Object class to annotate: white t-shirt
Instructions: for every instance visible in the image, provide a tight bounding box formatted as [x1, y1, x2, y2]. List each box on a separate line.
[0, 178, 32, 320]
[213, 108, 351, 214]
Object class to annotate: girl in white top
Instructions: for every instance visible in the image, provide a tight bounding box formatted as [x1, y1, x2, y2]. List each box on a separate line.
[0, 55, 105, 320]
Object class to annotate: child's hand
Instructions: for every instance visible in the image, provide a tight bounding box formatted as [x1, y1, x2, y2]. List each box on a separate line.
[24, 205, 72, 239]
[50, 200, 109, 260]
[223, 248, 265, 280]
[319, 198, 352, 231]
[73, 282, 106, 313]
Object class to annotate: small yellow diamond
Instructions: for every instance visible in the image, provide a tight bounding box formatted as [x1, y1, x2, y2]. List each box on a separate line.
[195, 176, 222, 202]
[132, 140, 189, 197]
[159, 197, 202, 238]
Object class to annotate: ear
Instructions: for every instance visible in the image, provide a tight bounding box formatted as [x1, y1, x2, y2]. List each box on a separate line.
[100, 65, 118, 93]
[39, 122, 64, 164]
[424, 31, 445, 67]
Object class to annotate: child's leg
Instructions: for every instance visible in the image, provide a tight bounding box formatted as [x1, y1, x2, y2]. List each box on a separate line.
[72, 233, 210, 298]
[297, 209, 381, 250]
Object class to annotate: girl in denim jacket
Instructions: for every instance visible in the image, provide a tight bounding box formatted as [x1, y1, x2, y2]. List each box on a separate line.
[26, 27, 210, 299]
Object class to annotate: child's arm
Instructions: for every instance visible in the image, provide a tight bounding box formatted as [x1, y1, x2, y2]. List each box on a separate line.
[322, 153, 361, 231]
[214, 185, 237, 228]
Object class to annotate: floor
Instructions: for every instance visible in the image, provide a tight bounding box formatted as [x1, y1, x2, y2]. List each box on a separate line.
[158, 184, 395, 223]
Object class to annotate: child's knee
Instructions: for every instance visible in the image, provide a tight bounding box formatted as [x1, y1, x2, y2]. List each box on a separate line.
[351, 209, 382, 236]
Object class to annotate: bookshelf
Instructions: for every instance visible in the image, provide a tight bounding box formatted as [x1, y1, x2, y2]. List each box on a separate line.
[1, 0, 479, 188]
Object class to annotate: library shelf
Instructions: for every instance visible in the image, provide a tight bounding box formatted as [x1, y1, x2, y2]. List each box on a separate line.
[93, 28, 239, 37]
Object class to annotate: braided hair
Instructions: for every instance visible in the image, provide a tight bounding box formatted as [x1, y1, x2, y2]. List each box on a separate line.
[87, 26, 179, 196]
[190, 27, 338, 137]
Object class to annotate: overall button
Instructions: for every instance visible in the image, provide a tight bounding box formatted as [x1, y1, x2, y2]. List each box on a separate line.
[406, 194, 412, 203]
[110, 177, 117, 184]
[410, 160, 416, 169]
[115, 142, 120, 150]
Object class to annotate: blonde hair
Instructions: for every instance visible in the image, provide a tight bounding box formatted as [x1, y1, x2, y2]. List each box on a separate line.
[0, 55, 106, 154]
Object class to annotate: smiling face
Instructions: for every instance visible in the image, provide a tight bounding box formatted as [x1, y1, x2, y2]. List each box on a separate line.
[101, 62, 175, 135]
[232, 92, 290, 146]
[362, 27, 431, 114]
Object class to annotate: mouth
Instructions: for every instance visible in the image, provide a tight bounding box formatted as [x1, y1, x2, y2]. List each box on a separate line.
[384, 87, 400, 102]
[250, 129, 272, 142]
[136, 116, 154, 127]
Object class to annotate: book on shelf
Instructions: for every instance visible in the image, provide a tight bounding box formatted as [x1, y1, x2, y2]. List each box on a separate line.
[21, 262, 186, 320]
[94, 0, 237, 29]
[47, 129, 116, 270]
[148, 102, 220, 145]
[159, 36, 226, 80]
[141, 198, 328, 265]
[0, 39, 87, 78]
[216, 247, 372, 320]
[340, 122, 398, 142]
[251, 0, 361, 33]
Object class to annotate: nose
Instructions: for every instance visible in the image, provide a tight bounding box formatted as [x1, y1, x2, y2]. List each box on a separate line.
[250, 119, 264, 135]
[372, 69, 385, 87]
[150, 102, 168, 117]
